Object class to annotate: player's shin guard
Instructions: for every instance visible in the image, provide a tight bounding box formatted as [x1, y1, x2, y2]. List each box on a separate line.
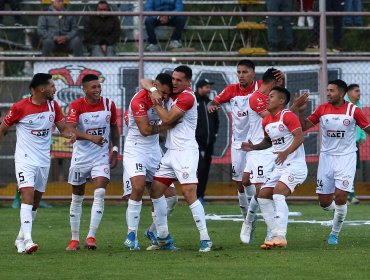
[258, 198, 276, 236]
[70, 194, 84, 241]
[238, 190, 249, 219]
[332, 203, 347, 235]
[152, 196, 168, 238]
[126, 199, 142, 234]
[190, 200, 210, 241]
[321, 201, 335, 211]
[166, 196, 178, 216]
[20, 204, 33, 242]
[246, 196, 259, 224]
[16, 209, 37, 241]
[272, 194, 289, 237]
[87, 188, 105, 238]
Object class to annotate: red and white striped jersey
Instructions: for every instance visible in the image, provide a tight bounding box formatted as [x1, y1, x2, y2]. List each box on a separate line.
[307, 101, 370, 155]
[263, 109, 306, 165]
[165, 87, 198, 150]
[4, 97, 64, 167]
[125, 89, 161, 149]
[66, 96, 117, 166]
[214, 81, 262, 148]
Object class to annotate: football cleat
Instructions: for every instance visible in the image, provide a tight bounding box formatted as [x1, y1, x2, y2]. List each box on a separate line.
[84, 237, 97, 250]
[24, 240, 38, 254]
[199, 240, 212, 252]
[66, 240, 80, 251]
[156, 234, 178, 251]
[15, 239, 25, 253]
[124, 232, 140, 251]
[144, 229, 158, 246]
[327, 233, 338, 245]
[240, 219, 256, 244]
[264, 236, 287, 248]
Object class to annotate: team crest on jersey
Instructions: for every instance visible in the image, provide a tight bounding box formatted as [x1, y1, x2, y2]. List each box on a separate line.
[106, 115, 111, 123]
[342, 180, 349, 187]
[182, 172, 189, 179]
[288, 175, 294, 182]
[49, 114, 55, 122]
[343, 119, 350, 126]
[278, 124, 285, 132]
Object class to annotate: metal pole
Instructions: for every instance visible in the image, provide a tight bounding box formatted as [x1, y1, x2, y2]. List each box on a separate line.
[319, 0, 328, 103]
[138, 0, 144, 81]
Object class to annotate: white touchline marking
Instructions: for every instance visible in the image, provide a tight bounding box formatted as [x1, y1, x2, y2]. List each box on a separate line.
[205, 214, 370, 226]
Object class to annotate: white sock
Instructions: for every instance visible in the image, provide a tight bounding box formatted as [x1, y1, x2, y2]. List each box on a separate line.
[20, 203, 33, 242]
[331, 203, 347, 235]
[166, 196, 178, 215]
[87, 188, 105, 238]
[245, 185, 256, 204]
[149, 212, 156, 232]
[246, 196, 259, 224]
[238, 190, 249, 219]
[190, 200, 210, 241]
[126, 199, 142, 234]
[272, 194, 289, 238]
[70, 194, 84, 241]
[257, 198, 276, 237]
[152, 196, 168, 238]
[17, 209, 37, 241]
[322, 201, 335, 211]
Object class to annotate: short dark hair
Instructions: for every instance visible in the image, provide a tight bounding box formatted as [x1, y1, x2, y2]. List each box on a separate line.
[156, 73, 173, 91]
[29, 73, 52, 89]
[174, 65, 192, 80]
[271, 86, 291, 105]
[262, 68, 277, 83]
[97, 0, 109, 7]
[237, 59, 255, 70]
[347, 83, 359, 91]
[328, 79, 348, 94]
[82, 74, 99, 85]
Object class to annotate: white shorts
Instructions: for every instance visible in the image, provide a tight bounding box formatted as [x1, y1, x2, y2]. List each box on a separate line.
[231, 147, 248, 181]
[154, 149, 198, 185]
[261, 162, 307, 193]
[122, 167, 131, 197]
[316, 153, 356, 194]
[68, 164, 110, 185]
[245, 151, 275, 184]
[15, 162, 50, 193]
[123, 147, 161, 182]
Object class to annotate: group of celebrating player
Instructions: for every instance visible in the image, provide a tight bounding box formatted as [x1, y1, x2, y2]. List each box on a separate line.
[1, 58, 369, 254]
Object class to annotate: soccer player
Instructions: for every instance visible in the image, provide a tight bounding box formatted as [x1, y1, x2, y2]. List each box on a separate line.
[65, 74, 120, 251]
[123, 73, 178, 250]
[144, 65, 212, 252]
[0, 73, 75, 254]
[240, 68, 280, 244]
[207, 60, 262, 219]
[243, 86, 307, 249]
[294, 79, 370, 245]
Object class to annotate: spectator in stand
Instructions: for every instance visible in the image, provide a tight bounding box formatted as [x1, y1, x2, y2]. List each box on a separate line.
[266, 0, 294, 51]
[307, 0, 344, 52]
[84, 1, 121, 57]
[37, 0, 83, 57]
[344, 84, 365, 204]
[344, 0, 363, 26]
[0, 0, 22, 26]
[194, 79, 219, 205]
[297, 0, 314, 28]
[144, 0, 187, 52]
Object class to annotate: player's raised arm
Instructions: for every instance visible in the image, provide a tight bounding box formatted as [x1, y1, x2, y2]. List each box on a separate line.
[140, 78, 162, 105]
[292, 93, 314, 131]
[207, 100, 221, 113]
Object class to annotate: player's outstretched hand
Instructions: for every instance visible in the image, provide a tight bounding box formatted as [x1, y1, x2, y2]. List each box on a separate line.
[207, 104, 220, 113]
[110, 151, 118, 169]
[274, 150, 289, 165]
[292, 92, 309, 112]
[241, 140, 254, 152]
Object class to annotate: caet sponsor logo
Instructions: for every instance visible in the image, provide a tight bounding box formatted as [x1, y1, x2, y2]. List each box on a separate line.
[31, 129, 50, 137]
[86, 127, 106, 136]
[237, 111, 248, 117]
[327, 130, 345, 138]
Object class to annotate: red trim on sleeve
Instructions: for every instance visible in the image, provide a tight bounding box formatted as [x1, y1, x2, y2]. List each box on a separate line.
[214, 85, 235, 104]
[283, 111, 302, 132]
[54, 101, 64, 123]
[249, 91, 267, 114]
[110, 101, 117, 125]
[174, 92, 194, 112]
[353, 107, 370, 129]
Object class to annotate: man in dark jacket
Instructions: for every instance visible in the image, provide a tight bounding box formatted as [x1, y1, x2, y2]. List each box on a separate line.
[37, 0, 83, 57]
[84, 0, 121, 57]
[195, 79, 219, 204]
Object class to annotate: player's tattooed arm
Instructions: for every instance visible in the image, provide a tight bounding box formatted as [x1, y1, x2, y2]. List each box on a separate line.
[154, 103, 184, 125]
[207, 100, 221, 113]
[55, 120, 76, 143]
[140, 79, 162, 105]
[65, 122, 105, 147]
[241, 137, 272, 151]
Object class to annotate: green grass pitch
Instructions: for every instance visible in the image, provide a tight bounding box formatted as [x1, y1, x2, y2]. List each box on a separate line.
[1, 202, 370, 279]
